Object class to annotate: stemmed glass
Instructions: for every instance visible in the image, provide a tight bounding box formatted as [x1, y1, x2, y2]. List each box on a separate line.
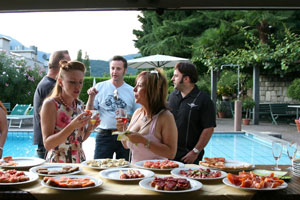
[287, 141, 298, 170]
[116, 108, 128, 131]
[272, 141, 283, 171]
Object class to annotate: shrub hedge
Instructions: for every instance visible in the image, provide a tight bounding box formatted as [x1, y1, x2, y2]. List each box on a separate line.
[79, 75, 137, 103]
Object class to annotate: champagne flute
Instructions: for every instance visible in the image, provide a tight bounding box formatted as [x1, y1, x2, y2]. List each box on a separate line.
[116, 108, 128, 131]
[272, 141, 283, 171]
[287, 141, 298, 170]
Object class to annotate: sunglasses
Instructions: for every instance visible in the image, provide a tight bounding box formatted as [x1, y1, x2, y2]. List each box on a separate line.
[114, 89, 118, 100]
[150, 70, 159, 79]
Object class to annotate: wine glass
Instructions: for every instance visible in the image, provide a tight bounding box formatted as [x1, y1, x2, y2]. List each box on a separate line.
[116, 108, 128, 131]
[287, 141, 298, 170]
[272, 141, 283, 171]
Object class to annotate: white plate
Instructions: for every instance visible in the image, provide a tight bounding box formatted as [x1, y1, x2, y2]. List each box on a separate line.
[30, 164, 81, 176]
[134, 160, 184, 171]
[199, 160, 254, 172]
[0, 157, 45, 168]
[0, 171, 39, 186]
[99, 167, 154, 181]
[171, 167, 227, 180]
[139, 176, 202, 193]
[41, 175, 102, 190]
[252, 169, 288, 178]
[81, 159, 129, 170]
[222, 178, 288, 191]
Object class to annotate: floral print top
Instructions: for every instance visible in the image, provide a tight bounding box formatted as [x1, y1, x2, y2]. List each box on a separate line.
[45, 98, 86, 163]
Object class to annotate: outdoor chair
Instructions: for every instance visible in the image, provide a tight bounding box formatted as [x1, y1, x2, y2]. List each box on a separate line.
[7, 104, 33, 128]
[2, 102, 11, 114]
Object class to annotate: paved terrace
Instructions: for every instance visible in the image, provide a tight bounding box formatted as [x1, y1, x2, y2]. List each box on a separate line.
[215, 118, 300, 145]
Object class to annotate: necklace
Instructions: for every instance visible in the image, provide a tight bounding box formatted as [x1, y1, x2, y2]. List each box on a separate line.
[59, 95, 76, 110]
[140, 113, 152, 132]
[143, 116, 147, 122]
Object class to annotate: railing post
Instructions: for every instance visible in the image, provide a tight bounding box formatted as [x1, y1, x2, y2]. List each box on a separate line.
[234, 100, 242, 131]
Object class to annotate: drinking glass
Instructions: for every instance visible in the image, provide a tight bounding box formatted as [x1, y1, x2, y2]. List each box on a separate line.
[272, 141, 283, 171]
[90, 110, 98, 125]
[116, 108, 128, 131]
[287, 141, 298, 170]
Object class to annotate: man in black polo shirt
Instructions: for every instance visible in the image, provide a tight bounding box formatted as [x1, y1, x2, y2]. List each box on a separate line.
[168, 62, 216, 164]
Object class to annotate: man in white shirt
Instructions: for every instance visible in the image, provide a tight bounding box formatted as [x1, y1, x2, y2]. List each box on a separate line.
[86, 55, 139, 160]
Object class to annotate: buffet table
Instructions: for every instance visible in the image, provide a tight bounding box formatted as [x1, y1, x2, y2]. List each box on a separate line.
[1, 164, 299, 200]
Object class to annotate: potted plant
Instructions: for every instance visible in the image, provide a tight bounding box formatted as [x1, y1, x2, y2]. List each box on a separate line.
[242, 96, 256, 125]
[217, 71, 236, 100]
[295, 117, 300, 133]
[216, 100, 227, 118]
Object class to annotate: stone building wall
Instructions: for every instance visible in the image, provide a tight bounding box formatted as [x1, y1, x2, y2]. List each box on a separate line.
[259, 75, 299, 104]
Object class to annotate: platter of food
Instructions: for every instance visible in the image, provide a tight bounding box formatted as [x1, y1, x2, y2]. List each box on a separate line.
[199, 157, 254, 172]
[0, 169, 39, 185]
[171, 167, 227, 180]
[0, 156, 45, 168]
[134, 160, 184, 171]
[99, 167, 154, 181]
[41, 175, 102, 190]
[81, 158, 129, 169]
[223, 171, 288, 191]
[30, 164, 81, 176]
[139, 176, 202, 193]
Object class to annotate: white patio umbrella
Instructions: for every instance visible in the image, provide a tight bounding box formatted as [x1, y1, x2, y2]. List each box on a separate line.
[127, 54, 190, 69]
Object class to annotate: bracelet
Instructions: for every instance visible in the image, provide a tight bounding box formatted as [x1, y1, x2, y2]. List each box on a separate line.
[144, 139, 150, 149]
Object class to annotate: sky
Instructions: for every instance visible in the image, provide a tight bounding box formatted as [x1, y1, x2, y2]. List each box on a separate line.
[0, 11, 142, 61]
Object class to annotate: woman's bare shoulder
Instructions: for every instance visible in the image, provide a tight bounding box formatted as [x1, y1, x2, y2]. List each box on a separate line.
[42, 98, 57, 110]
[159, 109, 174, 120]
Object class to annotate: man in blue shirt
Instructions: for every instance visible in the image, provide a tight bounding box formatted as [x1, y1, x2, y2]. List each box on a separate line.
[86, 55, 139, 160]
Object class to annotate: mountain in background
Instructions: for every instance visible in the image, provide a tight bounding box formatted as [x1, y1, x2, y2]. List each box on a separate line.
[1, 33, 140, 76]
[90, 53, 140, 77]
[0, 33, 50, 64]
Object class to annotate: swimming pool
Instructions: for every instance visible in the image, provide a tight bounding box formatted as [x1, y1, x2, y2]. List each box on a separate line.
[203, 133, 294, 165]
[2, 131, 297, 165]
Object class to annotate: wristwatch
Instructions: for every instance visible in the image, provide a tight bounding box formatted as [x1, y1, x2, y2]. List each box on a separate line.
[192, 147, 200, 154]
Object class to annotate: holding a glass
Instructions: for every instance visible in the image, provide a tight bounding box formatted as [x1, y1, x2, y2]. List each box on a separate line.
[115, 108, 128, 131]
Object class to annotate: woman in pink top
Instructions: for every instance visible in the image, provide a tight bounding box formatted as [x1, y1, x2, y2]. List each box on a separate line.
[116, 68, 177, 163]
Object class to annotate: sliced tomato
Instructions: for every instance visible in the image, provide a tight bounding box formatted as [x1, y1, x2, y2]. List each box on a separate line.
[227, 173, 241, 186]
[240, 179, 252, 188]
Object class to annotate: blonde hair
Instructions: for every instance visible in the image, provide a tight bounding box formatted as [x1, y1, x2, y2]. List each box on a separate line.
[136, 68, 168, 116]
[50, 60, 86, 98]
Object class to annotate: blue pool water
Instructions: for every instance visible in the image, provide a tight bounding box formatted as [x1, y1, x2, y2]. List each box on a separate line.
[2, 132, 296, 165]
[203, 133, 294, 165]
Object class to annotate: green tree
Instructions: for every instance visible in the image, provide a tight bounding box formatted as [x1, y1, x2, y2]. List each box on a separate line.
[77, 49, 83, 62]
[76, 49, 91, 76]
[134, 10, 300, 76]
[83, 52, 90, 76]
